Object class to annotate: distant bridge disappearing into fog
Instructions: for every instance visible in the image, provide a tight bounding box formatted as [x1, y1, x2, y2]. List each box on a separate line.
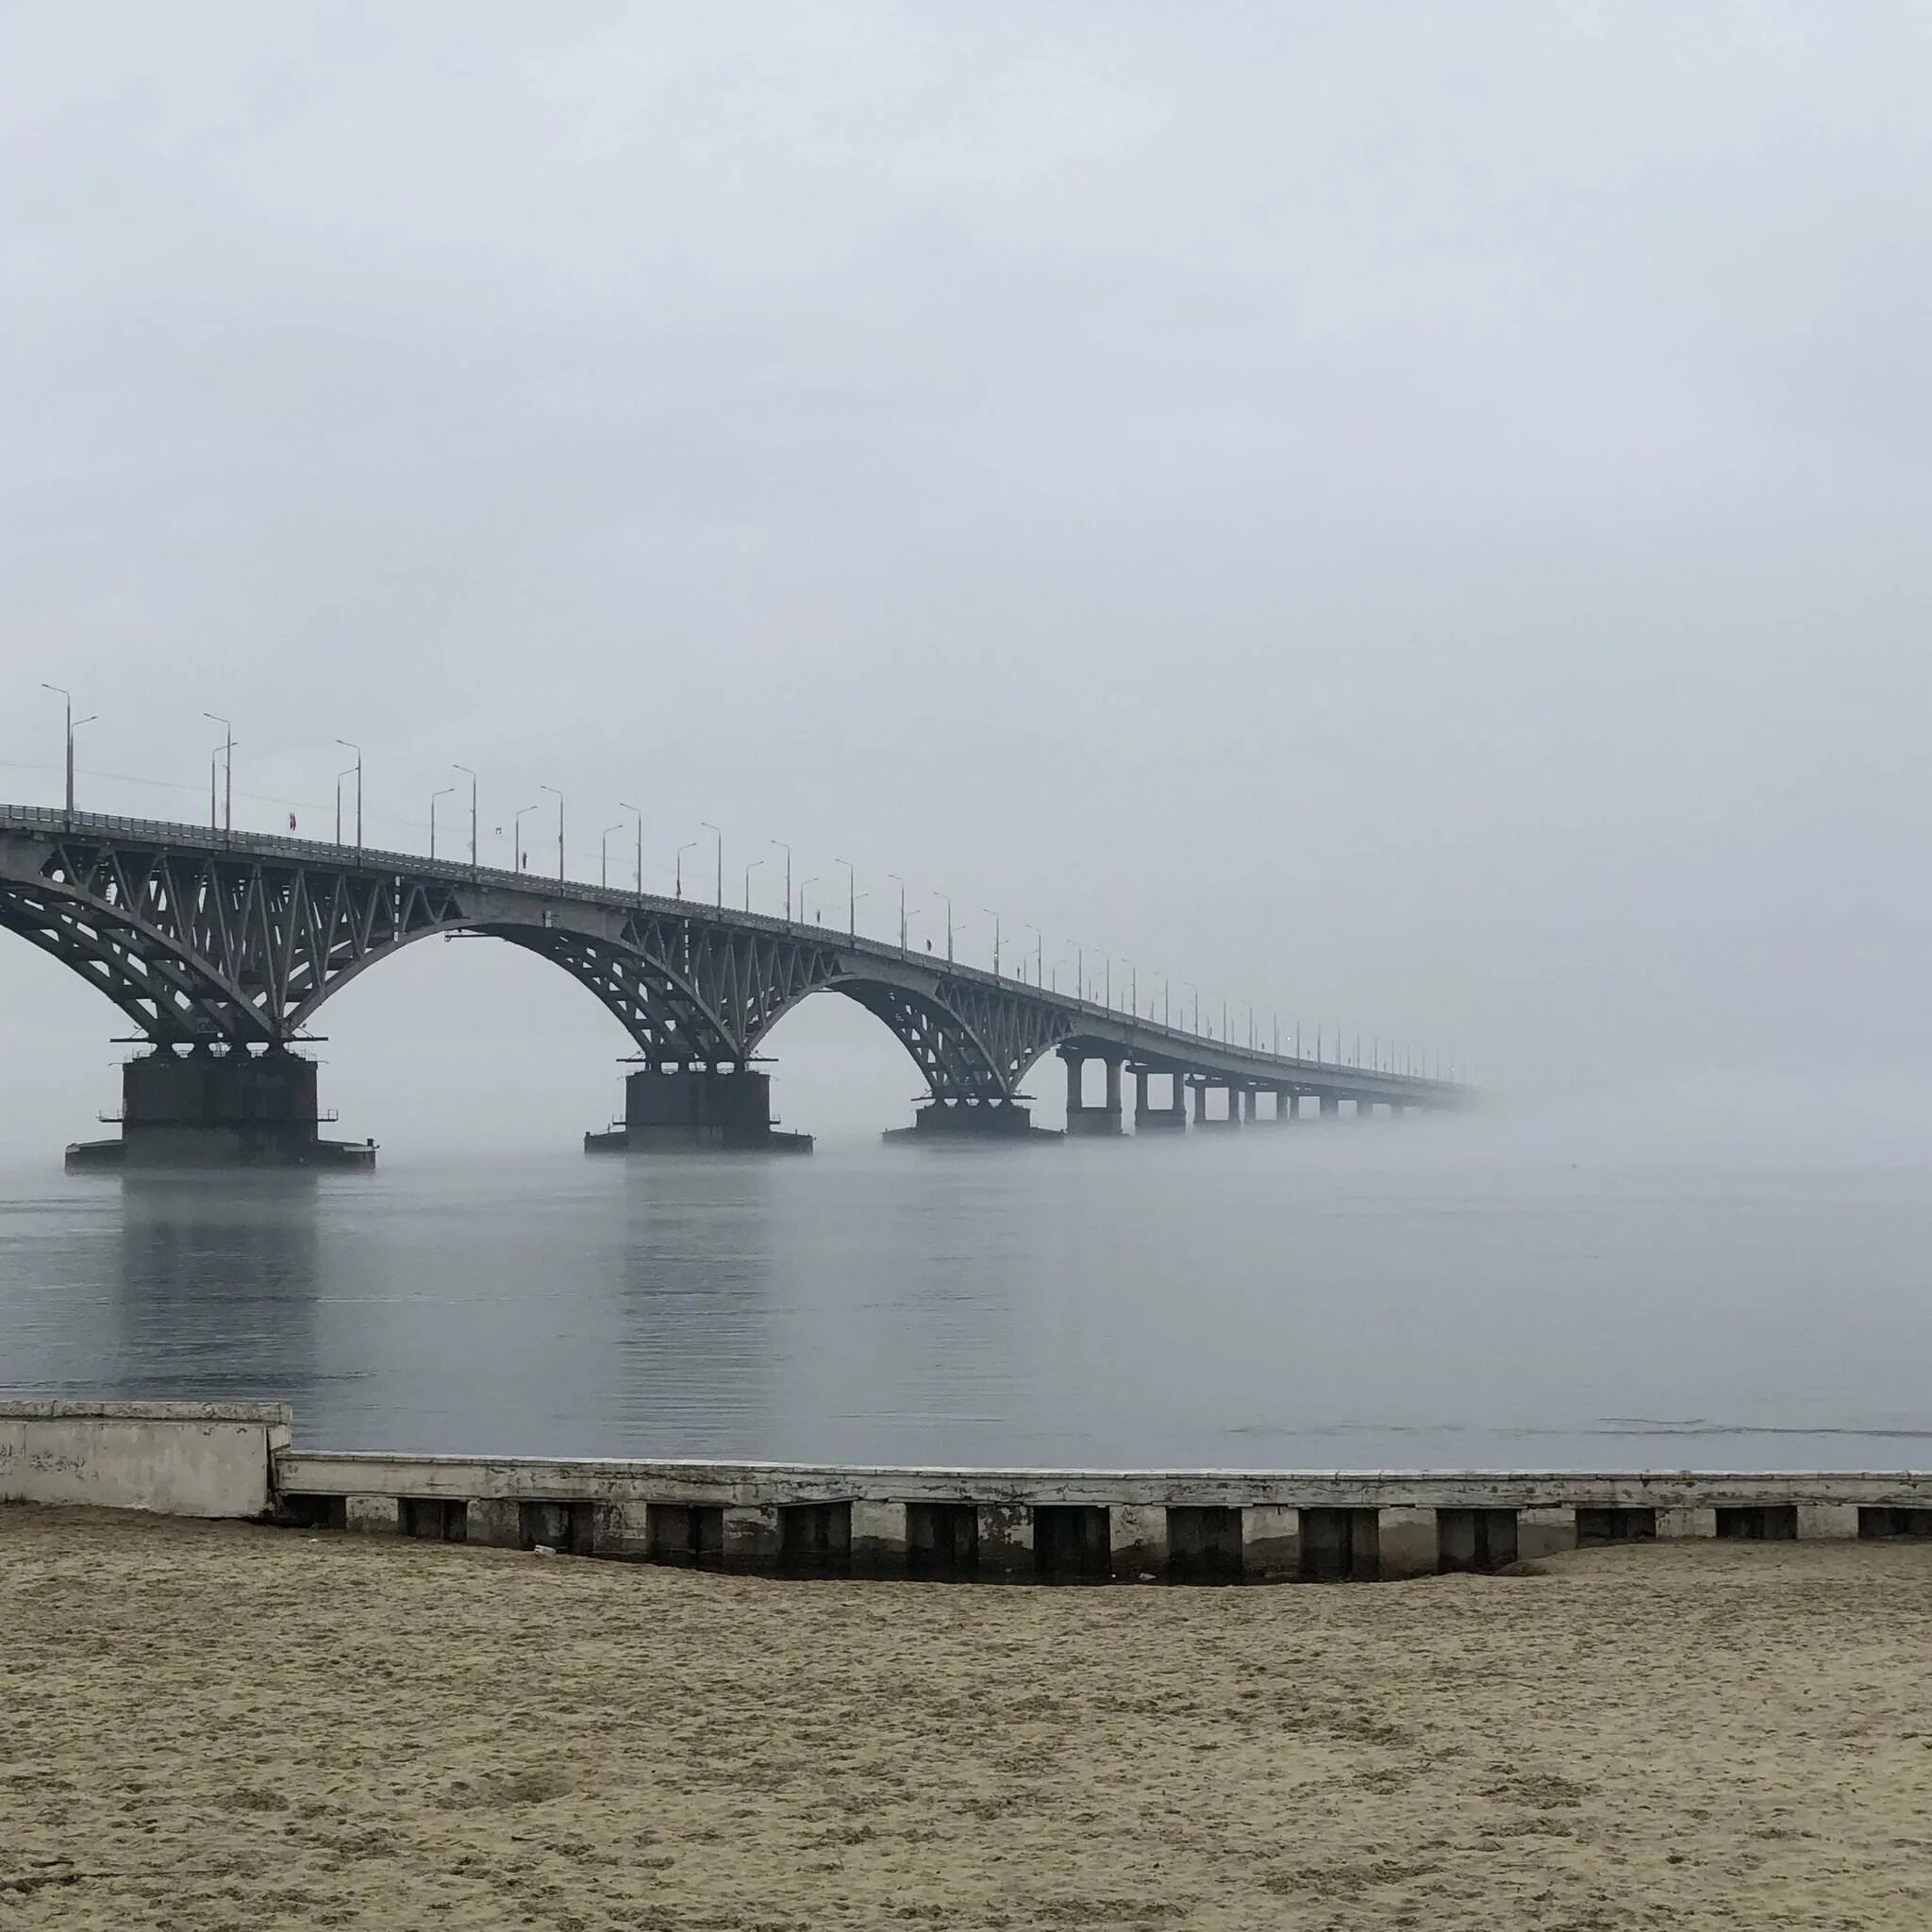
[0, 805, 1466, 1167]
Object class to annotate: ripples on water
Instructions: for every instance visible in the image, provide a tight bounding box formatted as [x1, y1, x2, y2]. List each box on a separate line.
[2, 1135, 1929, 1469]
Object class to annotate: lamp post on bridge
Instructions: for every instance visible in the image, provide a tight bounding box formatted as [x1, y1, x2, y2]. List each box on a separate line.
[620, 802, 642, 898]
[889, 874, 908, 952]
[984, 909, 1001, 978]
[1072, 941, 1083, 1008]
[453, 765, 478, 873]
[771, 840, 791, 922]
[1160, 974, 1170, 1028]
[335, 740, 361, 853]
[200, 710, 234, 830]
[744, 858, 764, 911]
[1024, 923, 1041, 987]
[539, 785, 564, 882]
[800, 876, 820, 924]
[675, 841, 695, 898]
[1104, 956, 1111, 1010]
[1124, 959, 1136, 1020]
[335, 762, 358, 846]
[200, 712, 234, 841]
[703, 823, 723, 907]
[1186, 982, 1199, 1035]
[42, 685, 94, 823]
[514, 803, 537, 873]
[430, 786, 455, 860]
[600, 822, 624, 889]
[934, 891, 954, 961]
[835, 858, 857, 936]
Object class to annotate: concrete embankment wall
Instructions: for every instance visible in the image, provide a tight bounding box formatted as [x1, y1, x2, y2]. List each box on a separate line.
[0, 1401, 289, 1518]
[273, 1447, 1932, 1582]
[8, 1404, 1930, 1581]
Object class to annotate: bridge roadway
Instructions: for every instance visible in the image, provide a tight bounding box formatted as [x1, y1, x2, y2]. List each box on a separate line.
[0, 804, 1464, 1163]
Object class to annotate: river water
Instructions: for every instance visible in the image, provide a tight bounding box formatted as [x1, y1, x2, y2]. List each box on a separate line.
[2, 1132, 1928, 1470]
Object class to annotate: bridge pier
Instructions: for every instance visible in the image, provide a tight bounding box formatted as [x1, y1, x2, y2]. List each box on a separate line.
[884, 1098, 1050, 1142]
[1063, 1050, 1124, 1138]
[1133, 1068, 1186, 1132]
[1320, 1095, 1340, 1119]
[65, 1049, 375, 1172]
[1275, 1090, 1296, 1123]
[586, 1067, 812, 1155]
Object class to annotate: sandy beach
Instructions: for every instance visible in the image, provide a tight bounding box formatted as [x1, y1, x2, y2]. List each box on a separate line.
[3, 1507, 1930, 1929]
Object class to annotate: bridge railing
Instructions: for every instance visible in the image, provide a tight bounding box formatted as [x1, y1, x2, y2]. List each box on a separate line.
[0, 803, 1461, 1096]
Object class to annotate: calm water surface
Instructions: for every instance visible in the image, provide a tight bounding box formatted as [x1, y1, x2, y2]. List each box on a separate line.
[2, 1137, 1929, 1469]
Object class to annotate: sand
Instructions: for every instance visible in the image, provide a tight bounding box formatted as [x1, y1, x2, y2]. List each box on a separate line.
[3, 1508, 1931, 1929]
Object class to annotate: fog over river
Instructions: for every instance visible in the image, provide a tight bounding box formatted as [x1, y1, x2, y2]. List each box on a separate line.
[5, 1124, 1929, 1471]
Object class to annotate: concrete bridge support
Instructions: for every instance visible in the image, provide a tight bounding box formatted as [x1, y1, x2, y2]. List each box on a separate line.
[1275, 1090, 1296, 1123]
[1063, 1050, 1124, 1138]
[884, 1098, 1047, 1141]
[1133, 1068, 1187, 1132]
[586, 1068, 812, 1155]
[65, 1049, 375, 1172]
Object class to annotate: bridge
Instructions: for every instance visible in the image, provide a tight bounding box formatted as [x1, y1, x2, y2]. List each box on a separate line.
[0, 804, 1466, 1165]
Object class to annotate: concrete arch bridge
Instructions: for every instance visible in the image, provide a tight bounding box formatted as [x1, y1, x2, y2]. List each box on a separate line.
[0, 806, 1465, 1167]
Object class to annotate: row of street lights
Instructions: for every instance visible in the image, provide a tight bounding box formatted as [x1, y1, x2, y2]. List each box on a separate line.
[25, 690, 1449, 1078]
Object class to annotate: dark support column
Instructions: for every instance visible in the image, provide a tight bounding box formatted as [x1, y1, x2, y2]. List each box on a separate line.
[1192, 1080, 1208, 1124]
[1065, 1049, 1123, 1137]
[1134, 1066, 1186, 1132]
[1276, 1090, 1295, 1123]
[586, 1066, 811, 1154]
[66, 1048, 376, 1172]
[1240, 1089, 1256, 1124]
[1320, 1094, 1340, 1119]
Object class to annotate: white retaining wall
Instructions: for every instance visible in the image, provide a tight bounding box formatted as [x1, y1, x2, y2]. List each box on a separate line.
[0, 1401, 289, 1518]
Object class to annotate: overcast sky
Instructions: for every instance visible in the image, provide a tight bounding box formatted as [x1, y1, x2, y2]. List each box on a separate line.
[2, 3, 1928, 1156]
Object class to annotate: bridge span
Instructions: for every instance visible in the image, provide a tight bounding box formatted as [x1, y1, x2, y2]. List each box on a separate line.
[0, 804, 1466, 1166]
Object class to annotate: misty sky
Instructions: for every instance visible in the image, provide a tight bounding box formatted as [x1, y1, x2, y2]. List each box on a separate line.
[2, 4, 1928, 1156]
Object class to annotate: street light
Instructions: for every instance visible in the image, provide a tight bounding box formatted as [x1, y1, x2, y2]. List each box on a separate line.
[835, 858, 857, 936]
[1072, 941, 1084, 1007]
[202, 712, 233, 839]
[1186, 982, 1199, 1034]
[889, 873, 908, 951]
[702, 822, 722, 907]
[744, 857, 765, 911]
[600, 822, 624, 889]
[42, 685, 94, 820]
[335, 764, 358, 845]
[1123, 958, 1137, 1019]
[799, 875, 820, 924]
[933, 891, 953, 961]
[335, 740, 361, 851]
[620, 803, 643, 898]
[984, 908, 1001, 977]
[430, 785, 455, 859]
[514, 803, 538, 872]
[675, 840, 696, 898]
[1024, 923, 1041, 986]
[540, 784, 563, 882]
[771, 840, 791, 922]
[453, 764, 478, 872]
